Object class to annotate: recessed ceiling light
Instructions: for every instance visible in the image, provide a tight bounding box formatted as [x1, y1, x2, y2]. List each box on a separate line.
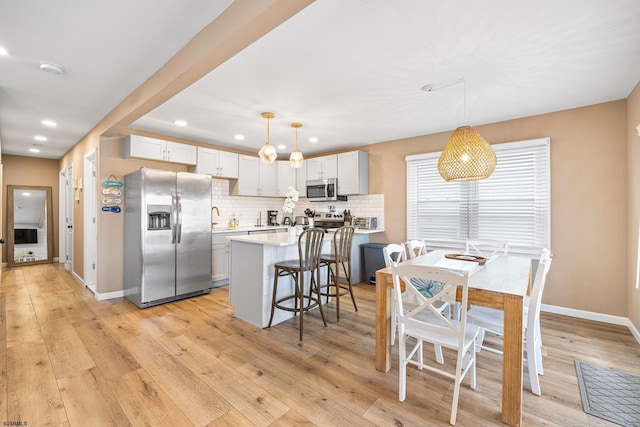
[34, 135, 47, 142]
[234, 134, 245, 140]
[277, 144, 287, 150]
[42, 119, 57, 127]
[309, 137, 319, 143]
[174, 119, 187, 127]
[0, 47, 8, 56]
[30, 144, 43, 153]
[39, 62, 63, 74]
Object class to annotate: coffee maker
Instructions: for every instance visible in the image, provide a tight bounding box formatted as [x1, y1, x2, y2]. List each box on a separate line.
[267, 210, 279, 226]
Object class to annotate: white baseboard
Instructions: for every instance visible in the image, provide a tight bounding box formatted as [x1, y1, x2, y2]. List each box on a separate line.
[95, 290, 125, 301]
[541, 303, 640, 344]
[628, 319, 640, 344]
[72, 271, 84, 286]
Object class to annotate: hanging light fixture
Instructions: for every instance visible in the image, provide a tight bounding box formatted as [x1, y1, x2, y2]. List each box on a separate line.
[289, 122, 304, 168]
[423, 79, 497, 181]
[258, 112, 277, 163]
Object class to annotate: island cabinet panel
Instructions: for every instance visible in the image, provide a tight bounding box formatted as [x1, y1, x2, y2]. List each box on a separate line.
[228, 236, 330, 328]
[227, 231, 372, 328]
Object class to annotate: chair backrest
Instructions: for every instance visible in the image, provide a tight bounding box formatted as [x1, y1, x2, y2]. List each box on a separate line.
[383, 243, 406, 267]
[465, 239, 509, 257]
[333, 226, 355, 263]
[391, 263, 471, 345]
[298, 228, 326, 271]
[405, 239, 427, 259]
[527, 249, 552, 333]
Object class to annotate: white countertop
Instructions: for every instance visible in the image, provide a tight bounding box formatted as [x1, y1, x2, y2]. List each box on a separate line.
[211, 225, 286, 234]
[226, 231, 325, 246]
[213, 225, 383, 235]
[226, 228, 384, 246]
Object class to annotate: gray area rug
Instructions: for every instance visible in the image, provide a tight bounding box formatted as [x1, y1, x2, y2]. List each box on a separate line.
[575, 361, 640, 427]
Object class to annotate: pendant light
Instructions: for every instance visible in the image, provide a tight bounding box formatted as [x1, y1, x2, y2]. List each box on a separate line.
[289, 122, 304, 168]
[258, 112, 277, 164]
[423, 79, 497, 181]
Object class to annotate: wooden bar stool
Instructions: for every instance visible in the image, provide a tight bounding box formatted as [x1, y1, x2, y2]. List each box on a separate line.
[318, 226, 357, 322]
[268, 228, 327, 341]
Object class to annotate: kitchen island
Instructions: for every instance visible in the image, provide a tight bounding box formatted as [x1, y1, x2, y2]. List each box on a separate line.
[227, 229, 381, 328]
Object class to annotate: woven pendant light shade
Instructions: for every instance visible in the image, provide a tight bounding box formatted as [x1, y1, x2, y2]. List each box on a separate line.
[438, 126, 497, 182]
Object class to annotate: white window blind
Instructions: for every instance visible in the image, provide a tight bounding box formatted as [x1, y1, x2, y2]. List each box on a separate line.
[406, 137, 550, 255]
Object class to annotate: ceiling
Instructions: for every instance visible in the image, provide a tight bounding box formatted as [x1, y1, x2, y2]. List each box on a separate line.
[2, 0, 640, 160]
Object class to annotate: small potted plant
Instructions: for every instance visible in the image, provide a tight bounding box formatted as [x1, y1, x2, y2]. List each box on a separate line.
[282, 186, 299, 240]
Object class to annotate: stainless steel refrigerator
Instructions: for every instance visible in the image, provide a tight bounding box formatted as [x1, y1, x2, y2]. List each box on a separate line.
[124, 168, 212, 308]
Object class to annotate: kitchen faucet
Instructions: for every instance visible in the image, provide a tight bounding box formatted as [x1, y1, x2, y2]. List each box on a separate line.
[211, 206, 220, 227]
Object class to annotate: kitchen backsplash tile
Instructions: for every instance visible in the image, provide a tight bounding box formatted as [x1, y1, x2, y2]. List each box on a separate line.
[211, 179, 384, 229]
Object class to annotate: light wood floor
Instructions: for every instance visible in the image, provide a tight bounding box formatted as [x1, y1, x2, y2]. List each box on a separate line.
[1, 263, 638, 426]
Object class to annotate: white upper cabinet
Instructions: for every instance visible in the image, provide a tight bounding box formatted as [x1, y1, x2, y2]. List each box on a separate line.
[194, 147, 239, 178]
[277, 161, 297, 196]
[338, 151, 369, 195]
[122, 135, 197, 165]
[306, 154, 337, 181]
[296, 162, 307, 196]
[235, 155, 278, 197]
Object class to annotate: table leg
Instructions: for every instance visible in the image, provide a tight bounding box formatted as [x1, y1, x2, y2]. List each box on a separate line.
[375, 270, 391, 372]
[502, 294, 524, 426]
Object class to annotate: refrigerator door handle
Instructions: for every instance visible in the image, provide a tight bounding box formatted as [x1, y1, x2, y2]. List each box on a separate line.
[171, 192, 177, 244]
[176, 193, 183, 243]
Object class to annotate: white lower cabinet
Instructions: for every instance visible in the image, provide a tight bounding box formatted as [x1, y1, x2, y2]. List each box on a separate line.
[211, 231, 247, 286]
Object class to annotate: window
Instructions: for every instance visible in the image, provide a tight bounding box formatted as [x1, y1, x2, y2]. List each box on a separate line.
[406, 137, 550, 255]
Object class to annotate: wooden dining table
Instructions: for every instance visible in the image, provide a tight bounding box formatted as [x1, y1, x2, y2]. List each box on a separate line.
[375, 250, 532, 427]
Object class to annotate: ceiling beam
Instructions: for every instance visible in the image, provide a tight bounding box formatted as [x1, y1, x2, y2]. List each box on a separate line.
[94, 0, 314, 137]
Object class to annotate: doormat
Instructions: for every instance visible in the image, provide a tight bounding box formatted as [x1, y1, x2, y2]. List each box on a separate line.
[575, 360, 640, 427]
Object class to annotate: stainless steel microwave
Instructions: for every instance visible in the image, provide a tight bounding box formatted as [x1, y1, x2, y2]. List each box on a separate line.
[306, 178, 347, 202]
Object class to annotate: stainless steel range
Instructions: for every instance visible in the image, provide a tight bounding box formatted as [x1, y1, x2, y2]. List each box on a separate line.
[313, 212, 345, 232]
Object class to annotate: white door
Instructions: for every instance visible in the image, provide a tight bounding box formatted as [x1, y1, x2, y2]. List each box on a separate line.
[83, 152, 97, 292]
[63, 165, 74, 272]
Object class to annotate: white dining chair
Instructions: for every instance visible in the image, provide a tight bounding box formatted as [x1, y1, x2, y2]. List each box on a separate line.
[466, 248, 552, 396]
[382, 244, 406, 346]
[405, 239, 427, 259]
[465, 239, 509, 258]
[392, 262, 480, 425]
[384, 243, 451, 349]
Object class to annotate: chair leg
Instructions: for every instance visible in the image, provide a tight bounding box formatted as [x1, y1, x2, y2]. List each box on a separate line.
[474, 328, 485, 353]
[268, 268, 280, 328]
[527, 327, 541, 395]
[297, 272, 304, 341]
[435, 344, 444, 364]
[334, 263, 341, 322]
[450, 376, 461, 425]
[390, 295, 397, 346]
[343, 261, 358, 312]
[313, 267, 327, 328]
[398, 334, 407, 402]
[470, 347, 477, 390]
